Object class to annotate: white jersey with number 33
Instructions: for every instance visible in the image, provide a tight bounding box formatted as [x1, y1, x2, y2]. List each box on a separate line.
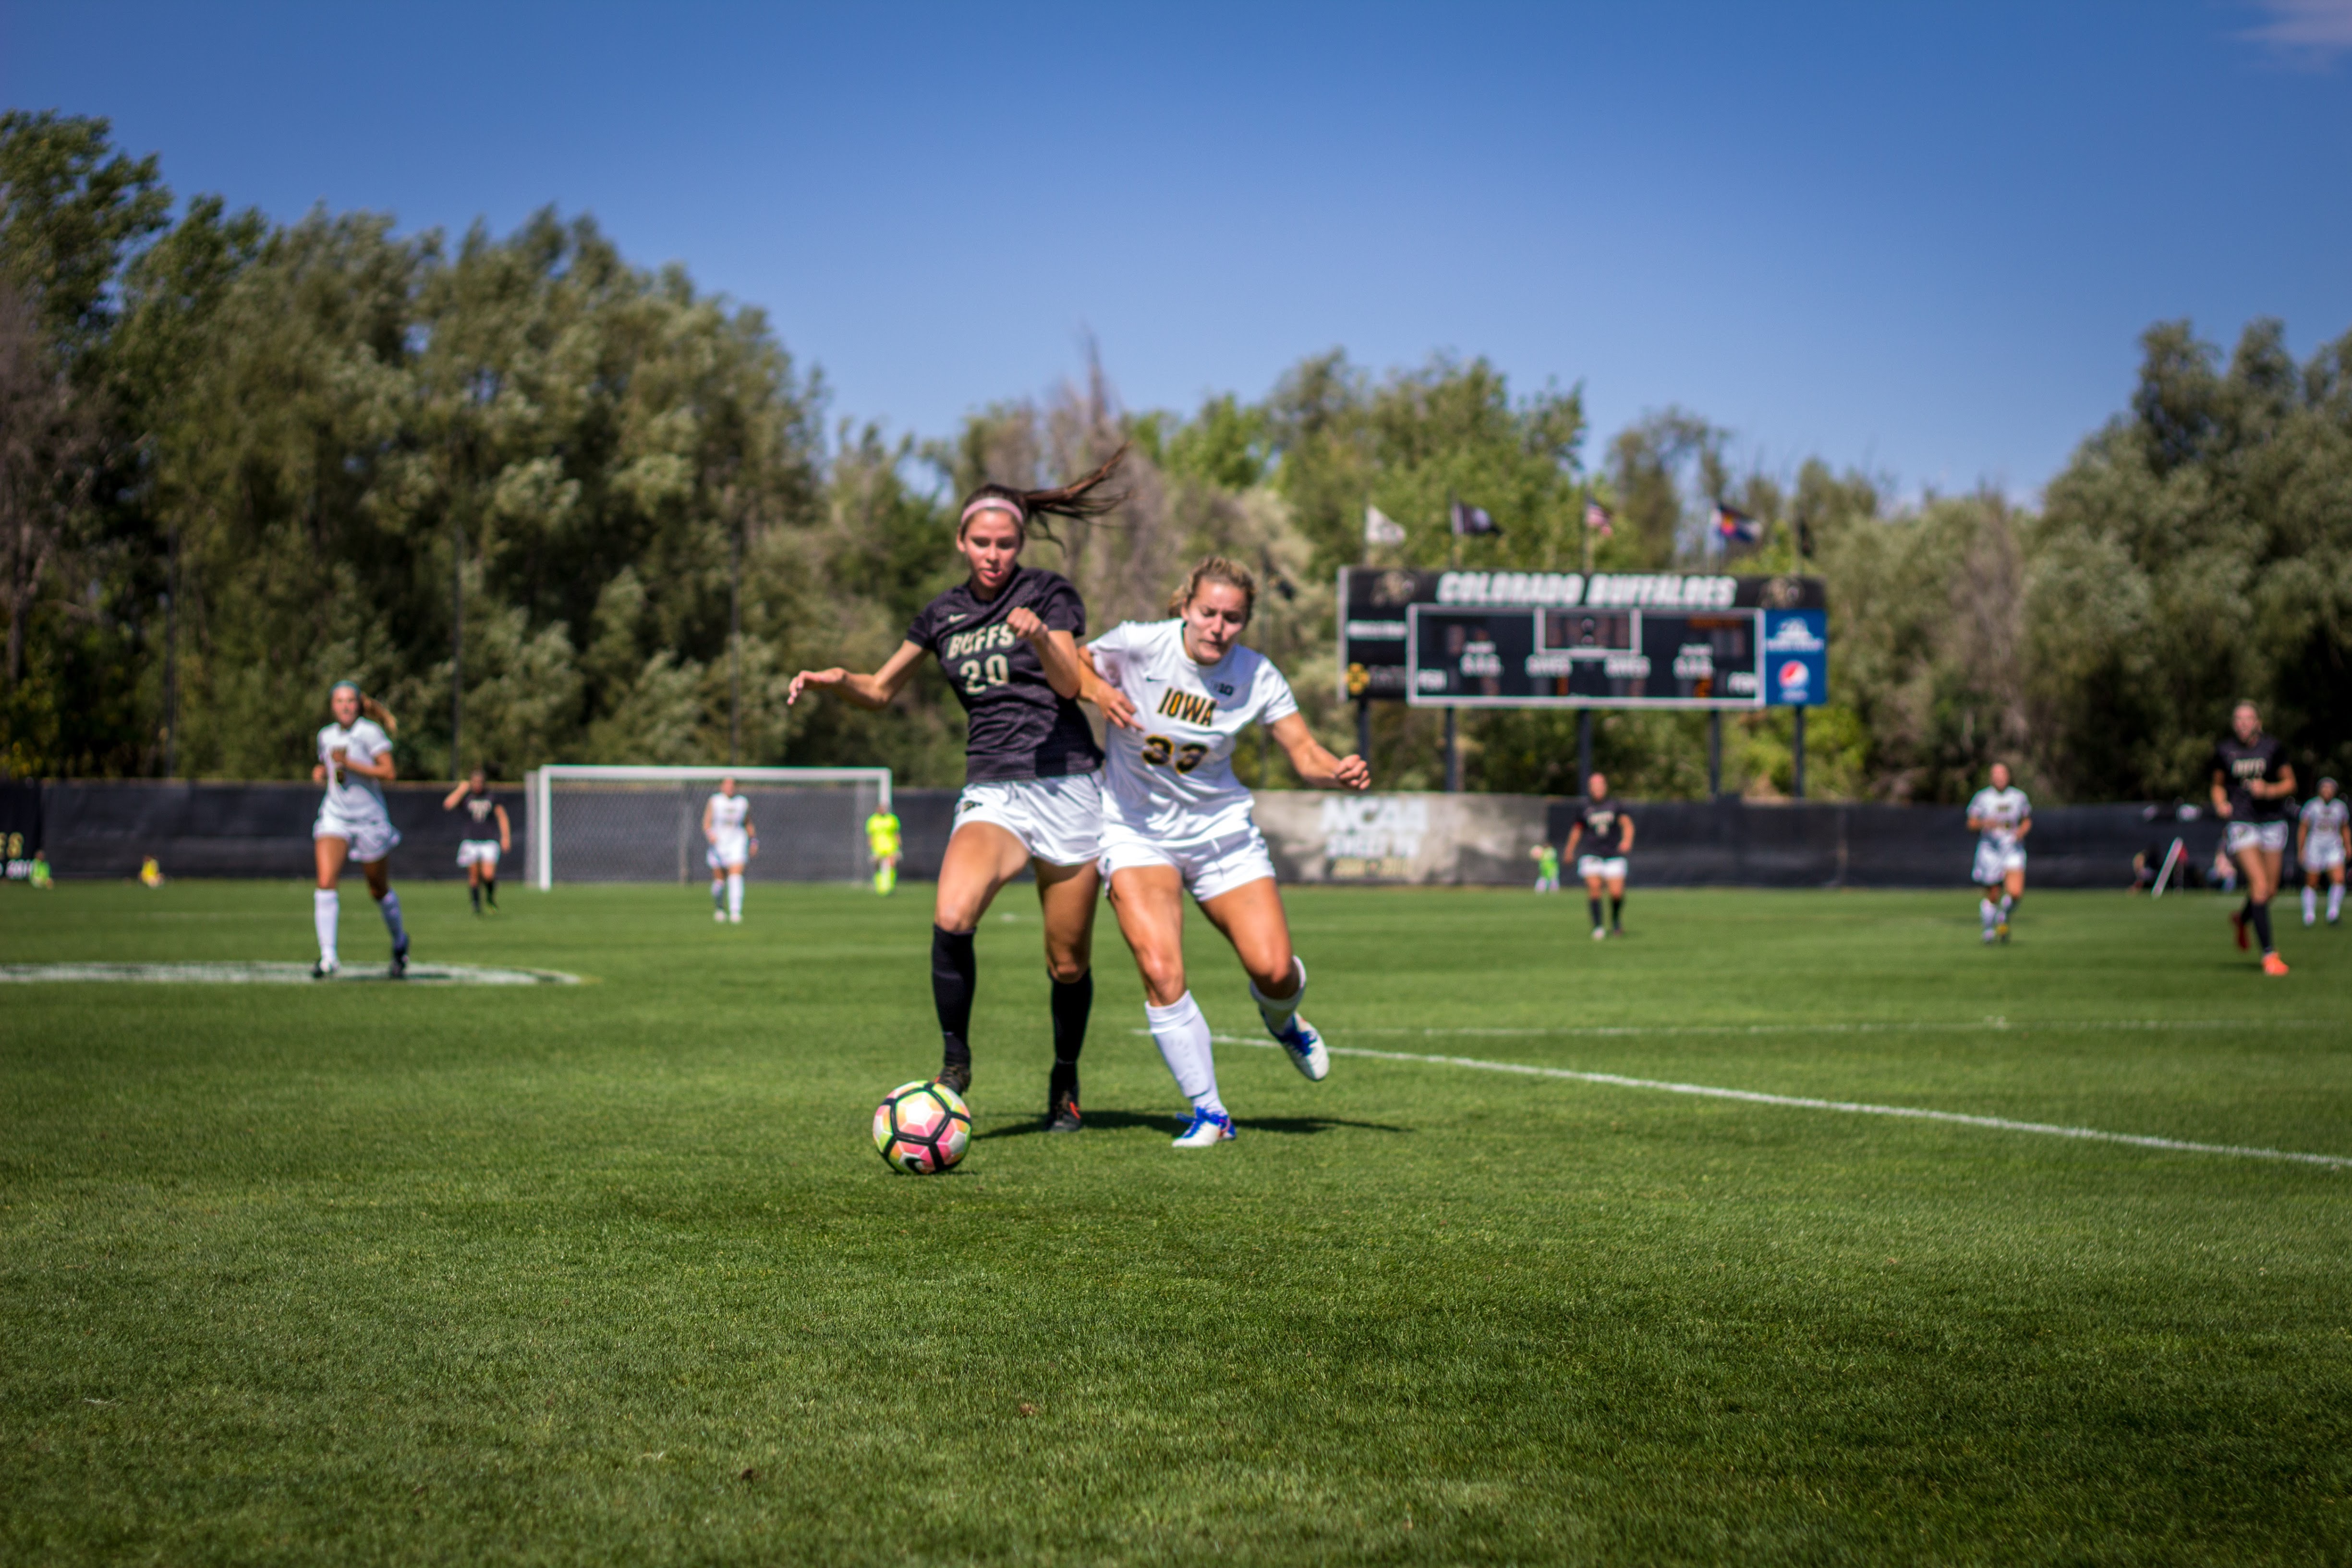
[1090, 618, 1298, 840]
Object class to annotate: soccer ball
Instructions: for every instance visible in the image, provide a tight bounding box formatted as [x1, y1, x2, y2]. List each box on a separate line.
[872, 1080, 972, 1174]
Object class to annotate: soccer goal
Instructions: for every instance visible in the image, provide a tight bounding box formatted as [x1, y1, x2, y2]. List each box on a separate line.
[526, 766, 892, 890]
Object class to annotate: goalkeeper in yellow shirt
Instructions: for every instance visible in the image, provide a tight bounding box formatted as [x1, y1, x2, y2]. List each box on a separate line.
[865, 806, 902, 896]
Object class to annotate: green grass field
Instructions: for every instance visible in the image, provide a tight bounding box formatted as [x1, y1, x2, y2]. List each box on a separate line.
[4, 877, 2349, 1565]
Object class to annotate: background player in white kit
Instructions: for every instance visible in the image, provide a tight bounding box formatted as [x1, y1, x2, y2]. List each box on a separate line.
[703, 777, 755, 924]
[1966, 763, 2031, 944]
[2298, 777, 2346, 927]
[441, 768, 510, 914]
[310, 680, 411, 978]
[1082, 557, 1371, 1148]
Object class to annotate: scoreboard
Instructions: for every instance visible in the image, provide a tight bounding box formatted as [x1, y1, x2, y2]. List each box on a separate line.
[1339, 568, 1827, 711]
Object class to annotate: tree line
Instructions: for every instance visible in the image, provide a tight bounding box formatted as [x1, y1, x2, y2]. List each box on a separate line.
[3, 111, 2346, 802]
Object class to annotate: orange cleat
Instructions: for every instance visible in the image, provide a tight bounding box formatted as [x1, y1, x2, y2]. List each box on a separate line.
[2262, 952, 2290, 977]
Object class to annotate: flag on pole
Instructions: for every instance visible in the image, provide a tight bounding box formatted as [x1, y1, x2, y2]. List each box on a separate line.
[1364, 504, 1406, 547]
[1449, 499, 1500, 536]
[1584, 499, 1614, 537]
[1711, 502, 1761, 547]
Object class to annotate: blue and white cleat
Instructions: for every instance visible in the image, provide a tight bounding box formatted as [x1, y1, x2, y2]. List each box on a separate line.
[1172, 1106, 1237, 1147]
[1273, 1016, 1330, 1082]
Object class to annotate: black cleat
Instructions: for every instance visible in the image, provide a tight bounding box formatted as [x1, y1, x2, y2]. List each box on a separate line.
[388, 937, 410, 981]
[1045, 1090, 1082, 1133]
[935, 1060, 971, 1096]
[310, 958, 339, 980]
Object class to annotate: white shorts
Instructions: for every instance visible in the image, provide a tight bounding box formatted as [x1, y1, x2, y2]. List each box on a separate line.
[1101, 818, 1277, 903]
[1972, 843, 2026, 885]
[2226, 821, 2290, 857]
[315, 806, 399, 864]
[706, 829, 750, 871]
[2303, 840, 2345, 874]
[953, 772, 1103, 868]
[1576, 855, 1628, 883]
[458, 840, 500, 869]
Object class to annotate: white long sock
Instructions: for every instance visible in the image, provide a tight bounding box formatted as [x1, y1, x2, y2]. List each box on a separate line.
[314, 888, 339, 962]
[727, 871, 743, 918]
[2331, 883, 2343, 920]
[1145, 991, 1224, 1116]
[378, 889, 406, 948]
[1251, 956, 1305, 1036]
[1980, 898, 1998, 929]
[2306, 885, 2320, 924]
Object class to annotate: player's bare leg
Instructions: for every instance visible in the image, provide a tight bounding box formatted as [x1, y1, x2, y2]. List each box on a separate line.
[1603, 872, 1628, 936]
[929, 821, 1036, 1095]
[1999, 866, 2025, 942]
[2234, 845, 2287, 974]
[1200, 875, 1328, 1083]
[1108, 865, 1234, 1144]
[1034, 858, 1099, 1130]
[1584, 874, 1609, 939]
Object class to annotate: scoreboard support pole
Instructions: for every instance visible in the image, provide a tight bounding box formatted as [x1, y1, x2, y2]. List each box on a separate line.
[1577, 709, 1593, 793]
[1356, 697, 1371, 764]
[1444, 708, 1461, 792]
[1708, 712, 1723, 799]
[1793, 709, 1808, 800]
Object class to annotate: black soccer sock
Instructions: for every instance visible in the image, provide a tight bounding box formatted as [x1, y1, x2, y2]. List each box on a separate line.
[484, 876, 497, 907]
[2250, 900, 2275, 955]
[470, 883, 481, 912]
[1609, 895, 1623, 927]
[1050, 971, 1091, 1068]
[932, 925, 977, 1073]
[1588, 897, 1604, 929]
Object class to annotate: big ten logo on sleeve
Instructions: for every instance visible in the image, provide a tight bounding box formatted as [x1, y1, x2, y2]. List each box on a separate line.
[942, 622, 1018, 693]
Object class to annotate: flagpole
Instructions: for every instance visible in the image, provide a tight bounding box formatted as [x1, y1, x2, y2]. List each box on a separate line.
[1582, 488, 1594, 576]
[1445, 491, 1460, 793]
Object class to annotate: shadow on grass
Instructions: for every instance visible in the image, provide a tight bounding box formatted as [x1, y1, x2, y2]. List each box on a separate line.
[975, 1111, 1412, 1141]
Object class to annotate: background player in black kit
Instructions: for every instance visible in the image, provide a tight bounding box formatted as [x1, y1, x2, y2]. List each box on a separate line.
[788, 451, 1124, 1127]
[1564, 772, 1635, 940]
[2211, 700, 2297, 976]
[442, 768, 511, 914]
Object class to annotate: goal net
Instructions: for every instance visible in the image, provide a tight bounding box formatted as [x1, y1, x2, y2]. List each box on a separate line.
[525, 766, 892, 889]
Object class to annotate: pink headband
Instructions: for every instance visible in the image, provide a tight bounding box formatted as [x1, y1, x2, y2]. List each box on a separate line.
[960, 496, 1026, 529]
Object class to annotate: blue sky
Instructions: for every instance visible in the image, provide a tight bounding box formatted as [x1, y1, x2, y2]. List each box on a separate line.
[4, 1, 2348, 499]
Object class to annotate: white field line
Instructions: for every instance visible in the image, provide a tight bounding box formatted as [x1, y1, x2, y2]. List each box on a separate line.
[0, 961, 579, 986]
[1185, 1027, 2350, 1170]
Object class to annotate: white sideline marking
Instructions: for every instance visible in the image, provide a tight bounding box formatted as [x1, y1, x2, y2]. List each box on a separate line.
[1342, 1017, 2325, 1040]
[1189, 1030, 2350, 1170]
[0, 961, 579, 986]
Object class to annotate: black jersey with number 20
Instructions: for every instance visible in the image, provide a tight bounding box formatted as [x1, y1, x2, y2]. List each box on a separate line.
[906, 566, 1104, 783]
[2213, 733, 2290, 823]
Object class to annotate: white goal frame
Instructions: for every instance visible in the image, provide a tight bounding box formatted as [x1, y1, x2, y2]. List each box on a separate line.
[529, 765, 893, 890]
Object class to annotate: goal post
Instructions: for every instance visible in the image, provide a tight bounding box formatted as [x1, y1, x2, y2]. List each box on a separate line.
[526, 766, 893, 890]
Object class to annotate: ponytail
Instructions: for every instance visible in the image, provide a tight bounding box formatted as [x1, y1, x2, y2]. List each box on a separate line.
[957, 445, 1129, 547]
[363, 696, 398, 737]
[1167, 556, 1257, 623]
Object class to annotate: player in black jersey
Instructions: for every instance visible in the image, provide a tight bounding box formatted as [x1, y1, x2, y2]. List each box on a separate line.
[788, 451, 1125, 1127]
[441, 768, 511, 914]
[2211, 701, 2297, 976]
[1564, 773, 1635, 940]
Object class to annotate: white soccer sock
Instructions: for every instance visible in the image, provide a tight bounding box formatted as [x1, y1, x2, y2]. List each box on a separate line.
[1980, 898, 1998, 928]
[378, 889, 405, 947]
[314, 888, 339, 962]
[2305, 885, 2319, 924]
[1251, 957, 1305, 1036]
[2331, 884, 2344, 919]
[727, 871, 743, 918]
[1145, 991, 1224, 1116]
[711, 878, 725, 910]
[1998, 893, 2013, 916]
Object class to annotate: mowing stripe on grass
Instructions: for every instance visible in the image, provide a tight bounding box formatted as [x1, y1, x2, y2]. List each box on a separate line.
[0, 961, 580, 985]
[1202, 1033, 2351, 1169]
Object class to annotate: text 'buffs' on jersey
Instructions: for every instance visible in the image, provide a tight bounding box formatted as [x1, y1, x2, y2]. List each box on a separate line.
[905, 566, 1102, 782]
[1091, 619, 1297, 838]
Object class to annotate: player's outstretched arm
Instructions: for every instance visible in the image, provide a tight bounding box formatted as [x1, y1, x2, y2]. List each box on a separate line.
[1076, 646, 1140, 732]
[1620, 815, 1637, 853]
[2212, 767, 2233, 819]
[1005, 608, 1085, 700]
[346, 749, 396, 782]
[1268, 712, 1369, 791]
[787, 642, 927, 711]
[496, 803, 511, 853]
[442, 780, 471, 810]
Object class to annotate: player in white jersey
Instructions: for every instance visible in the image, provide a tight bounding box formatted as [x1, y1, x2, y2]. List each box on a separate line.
[2298, 777, 2347, 927]
[703, 778, 756, 924]
[441, 768, 511, 914]
[1965, 763, 2031, 944]
[309, 681, 411, 978]
[1080, 557, 1371, 1148]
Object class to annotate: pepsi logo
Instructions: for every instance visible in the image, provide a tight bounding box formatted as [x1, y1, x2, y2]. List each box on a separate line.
[1778, 659, 1810, 695]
